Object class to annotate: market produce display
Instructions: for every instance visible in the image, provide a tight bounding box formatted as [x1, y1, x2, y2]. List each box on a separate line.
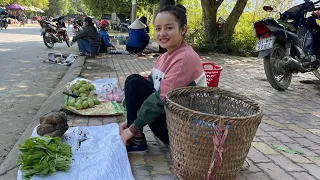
[18, 136, 72, 180]
[68, 80, 101, 110]
[37, 111, 69, 137]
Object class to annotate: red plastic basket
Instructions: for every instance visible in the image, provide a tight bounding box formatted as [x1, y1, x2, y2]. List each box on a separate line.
[202, 62, 223, 87]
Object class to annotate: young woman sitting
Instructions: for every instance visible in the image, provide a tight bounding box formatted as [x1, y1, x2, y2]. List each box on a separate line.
[119, 4, 207, 153]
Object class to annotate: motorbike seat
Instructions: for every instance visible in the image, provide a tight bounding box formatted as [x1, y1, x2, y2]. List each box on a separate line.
[312, 10, 320, 20]
[52, 16, 64, 22]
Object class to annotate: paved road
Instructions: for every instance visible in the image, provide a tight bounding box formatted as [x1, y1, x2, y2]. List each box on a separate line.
[0, 26, 77, 165]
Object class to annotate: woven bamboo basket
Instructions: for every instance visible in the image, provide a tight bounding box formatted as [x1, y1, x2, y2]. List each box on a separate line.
[164, 87, 263, 180]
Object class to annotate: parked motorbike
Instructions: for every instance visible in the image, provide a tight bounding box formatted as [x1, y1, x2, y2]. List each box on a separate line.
[117, 20, 130, 32]
[254, 0, 320, 91]
[39, 16, 70, 48]
[0, 15, 8, 30]
[72, 19, 83, 35]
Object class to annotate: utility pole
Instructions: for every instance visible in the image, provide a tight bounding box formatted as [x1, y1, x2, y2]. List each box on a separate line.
[131, 0, 137, 23]
[146, 6, 149, 23]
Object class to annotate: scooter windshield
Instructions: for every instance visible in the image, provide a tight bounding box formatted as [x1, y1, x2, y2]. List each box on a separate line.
[285, 1, 314, 13]
[286, 4, 303, 13]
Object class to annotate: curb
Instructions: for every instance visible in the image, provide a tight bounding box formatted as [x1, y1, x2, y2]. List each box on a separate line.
[0, 56, 86, 179]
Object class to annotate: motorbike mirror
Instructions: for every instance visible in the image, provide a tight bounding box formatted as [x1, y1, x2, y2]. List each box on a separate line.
[263, 6, 274, 12]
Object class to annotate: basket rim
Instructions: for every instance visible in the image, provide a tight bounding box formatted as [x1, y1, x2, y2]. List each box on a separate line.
[165, 86, 263, 120]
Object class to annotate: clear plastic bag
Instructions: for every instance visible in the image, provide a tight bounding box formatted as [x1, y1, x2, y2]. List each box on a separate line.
[91, 78, 124, 102]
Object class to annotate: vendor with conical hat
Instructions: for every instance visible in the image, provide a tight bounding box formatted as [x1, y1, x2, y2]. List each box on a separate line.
[126, 19, 150, 55]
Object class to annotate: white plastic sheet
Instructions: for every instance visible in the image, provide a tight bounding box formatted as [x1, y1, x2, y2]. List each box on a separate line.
[17, 123, 135, 180]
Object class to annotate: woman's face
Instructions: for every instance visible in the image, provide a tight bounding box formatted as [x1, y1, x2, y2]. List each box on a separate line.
[154, 12, 186, 52]
[83, 21, 88, 26]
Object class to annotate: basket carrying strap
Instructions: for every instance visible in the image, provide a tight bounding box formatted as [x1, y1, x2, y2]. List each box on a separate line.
[206, 125, 229, 180]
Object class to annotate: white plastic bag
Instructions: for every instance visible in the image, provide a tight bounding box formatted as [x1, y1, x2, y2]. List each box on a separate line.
[69, 78, 125, 102]
[17, 123, 135, 180]
[91, 78, 124, 102]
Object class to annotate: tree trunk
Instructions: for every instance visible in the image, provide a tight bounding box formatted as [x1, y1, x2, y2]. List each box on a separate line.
[221, 0, 249, 39]
[160, 0, 175, 7]
[131, 0, 137, 23]
[146, 6, 149, 23]
[201, 0, 223, 43]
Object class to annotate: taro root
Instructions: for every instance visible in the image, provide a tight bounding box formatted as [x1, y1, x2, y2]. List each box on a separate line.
[37, 124, 57, 136]
[37, 111, 69, 137]
[44, 129, 67, 137]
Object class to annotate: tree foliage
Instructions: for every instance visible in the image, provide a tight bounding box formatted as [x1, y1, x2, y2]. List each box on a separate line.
[194, 0, 294, 56]
[45, 0, 71, 16]
[81, 0, 131, 18]
[0, 0, 10, 6]
[0, 0, 49, 10]
[0, 0, 90, 16]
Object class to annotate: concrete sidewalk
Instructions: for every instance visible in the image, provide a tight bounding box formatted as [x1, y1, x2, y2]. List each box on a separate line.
[1, 51, 320, 180]
[75, 52, 320, 180]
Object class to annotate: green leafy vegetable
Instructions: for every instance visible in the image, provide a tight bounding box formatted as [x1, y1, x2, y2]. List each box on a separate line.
[271, 144, 303, 155]
[17, 136, 72, 179]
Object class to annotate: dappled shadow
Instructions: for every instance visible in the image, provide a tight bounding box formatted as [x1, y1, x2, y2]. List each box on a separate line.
[0, 31, 78, 164]
[80, 54, 154, 89]
[80, 53, 320, 125]
[0, 26, 74, 36]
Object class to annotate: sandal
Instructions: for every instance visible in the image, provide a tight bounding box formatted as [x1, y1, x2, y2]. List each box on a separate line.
[86, 53, 96, 58]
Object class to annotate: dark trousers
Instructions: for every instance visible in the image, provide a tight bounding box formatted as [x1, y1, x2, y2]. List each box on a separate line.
[125, 74, 169, 145]
[126, 41, 149, 53]
[77, 38, 99, 54]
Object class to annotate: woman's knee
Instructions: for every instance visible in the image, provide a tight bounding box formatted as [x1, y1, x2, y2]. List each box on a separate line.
[125, 74, 144, 87]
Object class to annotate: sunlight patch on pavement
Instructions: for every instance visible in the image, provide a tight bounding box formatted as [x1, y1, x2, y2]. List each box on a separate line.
[18, 60, 33, 63]
[139, 70, 152, 77]
[16, 85, 28, 88]
[0, 48, 14, 52]
[16, 93, 48, 98]
[35, 93, 48, 97]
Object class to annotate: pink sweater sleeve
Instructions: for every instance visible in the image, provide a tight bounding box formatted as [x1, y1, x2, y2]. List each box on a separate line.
[159, 51, 203, 100]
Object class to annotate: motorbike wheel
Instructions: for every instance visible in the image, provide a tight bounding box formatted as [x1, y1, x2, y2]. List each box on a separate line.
[0, 22, 3, 30]
[43, 30, 55, 48]
[263, 43, 292, 91]
[312, 69, 320, 80]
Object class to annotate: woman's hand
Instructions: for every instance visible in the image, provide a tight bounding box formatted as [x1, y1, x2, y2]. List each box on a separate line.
[121, 129, 134, 145]
[119, 121, 128, 135]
